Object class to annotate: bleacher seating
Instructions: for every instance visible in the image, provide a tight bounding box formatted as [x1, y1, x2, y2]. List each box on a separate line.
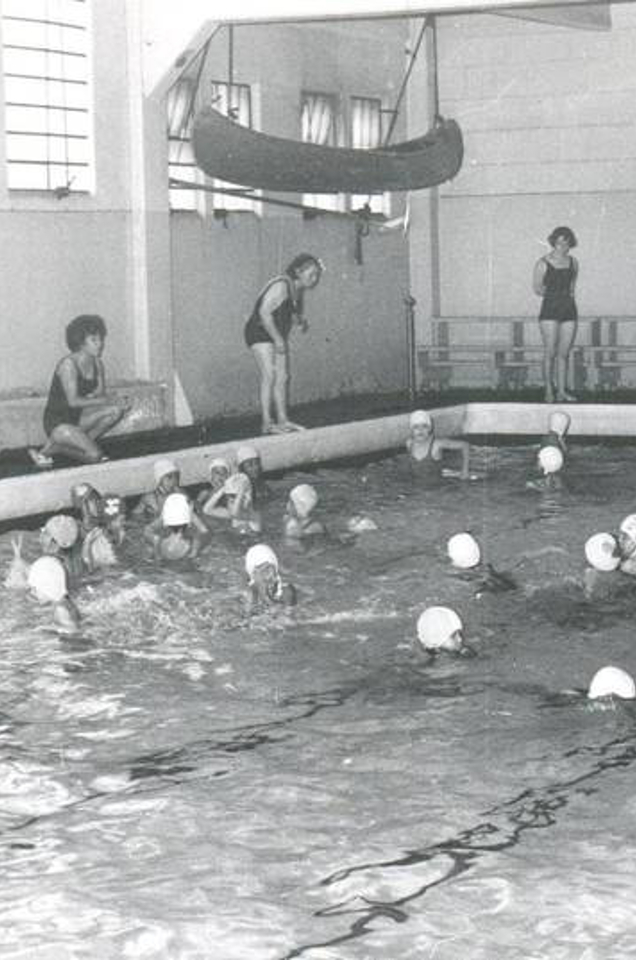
[418, 317, 636, 392]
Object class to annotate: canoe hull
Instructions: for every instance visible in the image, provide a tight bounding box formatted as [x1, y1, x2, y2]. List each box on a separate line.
[192, 107, 463, 194]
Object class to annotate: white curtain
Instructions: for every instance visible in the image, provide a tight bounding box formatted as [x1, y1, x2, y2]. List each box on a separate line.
[301, 92, 340, 210]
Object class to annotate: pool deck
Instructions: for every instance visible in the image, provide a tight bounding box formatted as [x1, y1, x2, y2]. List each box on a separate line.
[1, 389, 635, 525]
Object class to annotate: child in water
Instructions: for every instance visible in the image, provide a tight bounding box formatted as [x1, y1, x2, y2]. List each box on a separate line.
[71, 482, 105, 534]
[416, 605, 475, 658]
[197, 457, 232, 518]
[244, 543, 297, 613]
[446, 531, 517, 594]
[406, 410, 471, 479]
[133, 458, 182, 521]
[616, 513, 636, 576]
[526, 444, 564, 491]
[583, 531, 623, 601]
[284, 484, 326, 539]
[236, 444, 268, 505]
[544, 410, 571, 454]
[27, 555, 81, 635]
[70, 482, 118, 573]
[224, 473, 262, 535]
[145, 492, 203, 562]
[40, 513, 83, 585]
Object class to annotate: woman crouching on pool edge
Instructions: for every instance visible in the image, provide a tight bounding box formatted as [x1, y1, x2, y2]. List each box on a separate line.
[244, 544, 297, 613]
[244, 253, 324, 435]
[407, 410, 471, 480]
[29, 314, 132, 468]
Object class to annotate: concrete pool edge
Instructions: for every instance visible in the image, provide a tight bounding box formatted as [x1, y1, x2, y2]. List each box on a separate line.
[0, 401, 634, 522]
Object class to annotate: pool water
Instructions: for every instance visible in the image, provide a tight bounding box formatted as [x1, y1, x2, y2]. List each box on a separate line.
[1, 443, 636, 959]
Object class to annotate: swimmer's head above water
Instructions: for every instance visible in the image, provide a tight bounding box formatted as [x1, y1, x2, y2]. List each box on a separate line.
[153, 458, 180, 493]
[538, 444, 564, 476]
[584, 532, 620, 572]
[588, 665, 636, 701]
[416, 606, 474, 657]
[288, 484, 318, 519]
[447, 532, 481, 570]
[207, 457, 232, 490]
[408, 409, 433, 440]
[40, 514, 79, 554]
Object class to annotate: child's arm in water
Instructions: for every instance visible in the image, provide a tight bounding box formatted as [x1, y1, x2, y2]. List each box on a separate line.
[199, 485, 231, 519]
[432, 438, 471, 479]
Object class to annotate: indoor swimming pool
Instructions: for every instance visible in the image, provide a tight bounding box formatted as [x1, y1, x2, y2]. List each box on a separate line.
[0, 440, 635, 959]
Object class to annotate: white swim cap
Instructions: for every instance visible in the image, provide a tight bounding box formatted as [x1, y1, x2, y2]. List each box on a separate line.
[236, 445, 259, 466]
[289, 484, 318, 517]
[549, 410, 571, 437]
[584, 533, 620, 572]
[71, 482, 97, 507]
[538, 445, 564, 475]
[28, 556, 68, 603]
[409, 409, 432, 430]
[416, 606, 463, 651]
[619, 514, 636, 541]
[208, 457, 231, 477]
[153, 458, 179, 485]
[161, 492, 192, 527]
[588, 665, 636, 700]
[42, 514, 79, 550]
[245, 543, 279, 579]
[447, 532, 481, 569]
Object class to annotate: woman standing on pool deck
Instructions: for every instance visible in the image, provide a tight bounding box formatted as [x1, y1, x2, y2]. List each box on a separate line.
[244, 253, 324, 434]
[533, 226, 579, 404]
[29, 314, 130, 467]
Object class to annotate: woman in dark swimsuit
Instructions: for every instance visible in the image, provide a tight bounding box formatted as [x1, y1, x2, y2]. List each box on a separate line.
[533, 226, 579, 403]
[29, 315, 130, 467]
[244, 253, 323, 434]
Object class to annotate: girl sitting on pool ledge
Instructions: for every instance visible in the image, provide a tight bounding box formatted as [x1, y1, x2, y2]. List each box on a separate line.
[406, 410, 471, 480]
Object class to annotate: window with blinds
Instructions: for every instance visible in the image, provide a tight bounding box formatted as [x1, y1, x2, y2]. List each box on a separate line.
[1, 0, 93, 192]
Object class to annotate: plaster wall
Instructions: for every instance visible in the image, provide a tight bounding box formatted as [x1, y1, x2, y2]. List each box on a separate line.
[408, 5, 636, 337]
[170, 21, 411, 420]
[0, 0, 169, 397]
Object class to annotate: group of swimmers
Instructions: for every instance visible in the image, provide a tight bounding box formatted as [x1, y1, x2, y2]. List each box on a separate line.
[5, 405, 635, 703]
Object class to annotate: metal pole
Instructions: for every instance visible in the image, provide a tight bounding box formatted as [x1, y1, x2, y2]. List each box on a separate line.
[404, 294, 417, 405]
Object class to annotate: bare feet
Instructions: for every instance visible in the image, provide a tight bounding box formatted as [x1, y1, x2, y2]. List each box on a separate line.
[28, 447, 54, 469]
[279, 421, 306, 432]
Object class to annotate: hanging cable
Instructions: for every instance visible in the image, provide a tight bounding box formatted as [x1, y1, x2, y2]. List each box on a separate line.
[383, 17, 429, 147]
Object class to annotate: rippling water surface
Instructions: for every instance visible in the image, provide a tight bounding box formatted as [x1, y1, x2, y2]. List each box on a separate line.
[1, 444, 636, 959]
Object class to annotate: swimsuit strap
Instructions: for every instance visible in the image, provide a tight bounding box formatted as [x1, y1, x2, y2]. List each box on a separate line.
[256, 275, 296, 311]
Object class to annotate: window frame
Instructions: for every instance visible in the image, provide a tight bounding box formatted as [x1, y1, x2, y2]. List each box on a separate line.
[1, 0, 94, 195]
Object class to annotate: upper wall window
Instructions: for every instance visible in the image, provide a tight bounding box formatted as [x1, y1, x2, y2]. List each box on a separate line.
[167, 77, 257, 214]
[1, 0, 93, 193]
[167, 76, 200, 211]
[301, 90, 343, 213]
[208, 80, 256, 213]
[350, 96, 390, 216]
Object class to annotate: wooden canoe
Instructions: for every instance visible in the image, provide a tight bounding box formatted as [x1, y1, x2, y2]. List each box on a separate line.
[192, 107, 463, 194]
